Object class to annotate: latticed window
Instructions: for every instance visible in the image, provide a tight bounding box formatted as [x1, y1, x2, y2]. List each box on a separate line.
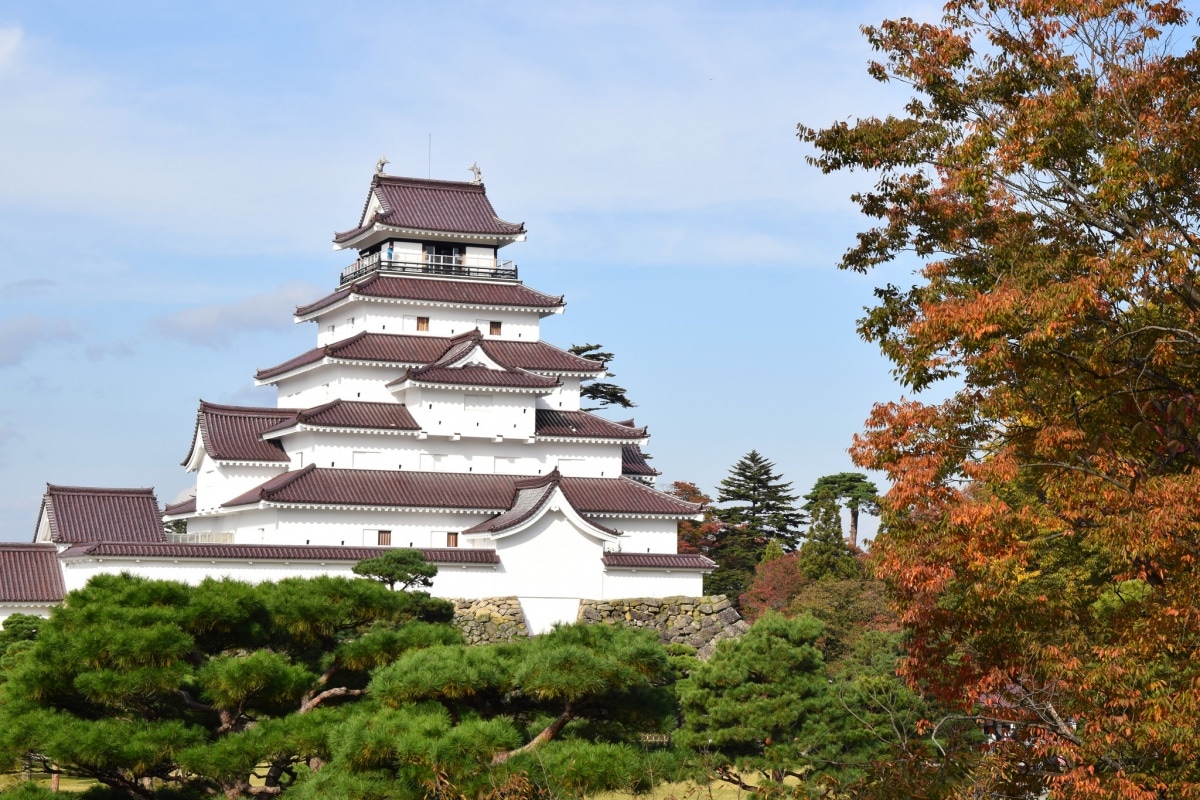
[416, 317, 429, 331]
[377, 530, 391, 546]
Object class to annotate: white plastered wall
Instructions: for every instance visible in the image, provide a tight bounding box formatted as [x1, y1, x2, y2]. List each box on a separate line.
[195, 455, 287, 511]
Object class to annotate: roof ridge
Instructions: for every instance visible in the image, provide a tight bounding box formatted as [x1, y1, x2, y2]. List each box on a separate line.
[45, 484, 156, 496]
[258, 464, 317, 500]
[200, 401, 300, 416]
[325, 328, 371, 355]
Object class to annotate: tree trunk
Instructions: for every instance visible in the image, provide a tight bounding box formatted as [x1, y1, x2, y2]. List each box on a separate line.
[848, 506, 859, 550]
[491, 705, 573, 765]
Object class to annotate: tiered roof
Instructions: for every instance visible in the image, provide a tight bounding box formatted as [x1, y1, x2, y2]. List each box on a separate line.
[389, 331, 560, 392]
[36, 485, 165, 544]
[296, 273, 563, 319]
[223, 466, 700, 517]
[333, 175, 525, 245]
[263, 400, 420, 434]
[185, 402, 295, 465]
[535, 410, 647, 441]
[256, 331, 601, 382]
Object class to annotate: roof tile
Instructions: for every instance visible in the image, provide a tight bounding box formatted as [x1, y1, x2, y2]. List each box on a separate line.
[38, 485, 165, 544]
[222, 467, 700, 516]
[537, 410, 647, 440]
[296, 274, 562, 317]
[187, 402, 297, 464]
[256, 333, 599, 382]
[334, 176, 525, 243]
[602, 553, 716, 570]
[59, 541, 498, 564]
[0, 543, 65, 602]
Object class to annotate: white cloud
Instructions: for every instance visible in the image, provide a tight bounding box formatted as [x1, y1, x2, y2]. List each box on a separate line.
[0, 314, 78, 367]
[152, 281, 320, 347]
[0, 26, 22, 72]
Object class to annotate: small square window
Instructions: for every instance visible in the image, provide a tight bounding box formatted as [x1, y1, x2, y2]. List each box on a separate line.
[417, 317, 430, 332]
[446, 532, 459, 548]
[377, 530, 391, 546]
[489, 320, 502, 336]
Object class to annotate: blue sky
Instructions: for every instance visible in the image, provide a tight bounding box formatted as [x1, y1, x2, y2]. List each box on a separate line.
[0, 0, 937, 542]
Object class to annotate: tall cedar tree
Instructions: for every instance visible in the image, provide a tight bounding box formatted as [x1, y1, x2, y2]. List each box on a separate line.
[797, 492, 863, 582]
[706, 451, 803, 603]
[801, 0, 1200, 796]
[568, 343, 635, 411]
[803, 472, 879, 549]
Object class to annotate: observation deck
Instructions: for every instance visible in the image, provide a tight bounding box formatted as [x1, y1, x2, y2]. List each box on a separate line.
[340, 252, 518, 286]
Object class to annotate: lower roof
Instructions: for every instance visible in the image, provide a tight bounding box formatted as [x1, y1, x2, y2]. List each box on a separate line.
[222, 465, 701, 517]
[0, 543, 66, 602]
[38, 485, 165, 545]
[59, 542, 498, 564]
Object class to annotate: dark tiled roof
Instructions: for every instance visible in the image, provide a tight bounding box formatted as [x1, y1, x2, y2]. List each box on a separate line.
[0, 543, 65, 602]
[295, 273, 562, 317]
[536, 410, 647, 440]
[561, 477, 698, 516]
[223, 467, 701, 517]
[483, 340, 603, 373]
[38, 485, 165, 544]
[265, 400, 420, 433]
[463, 473, 560, 534]
[187, 402, 296, 464]
[334, 175, 525, 243]
[399, 365, 559, 390]
[255, 333, 597, 382]
[59, 541, 497, 564]
[621, 445, 660, 476]
[163, 497, 197, 516]
[255, 331, 447, 381]
[602, 553, 716, 570]
[224, 465, 516, 510]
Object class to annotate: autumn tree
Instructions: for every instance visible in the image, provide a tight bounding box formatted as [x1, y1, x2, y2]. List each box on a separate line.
[569, 343, 635, 410]
[803, 472, 879, 549]
[801, 0, 1200, 796]
[667, 480, 722, 555]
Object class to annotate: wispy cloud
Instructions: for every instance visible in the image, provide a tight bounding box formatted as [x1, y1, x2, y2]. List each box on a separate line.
[0, 314, 78, 367]
[0, 26, 22, 72]
[152, 281, 319, 347]
[1, 277, 56, 295]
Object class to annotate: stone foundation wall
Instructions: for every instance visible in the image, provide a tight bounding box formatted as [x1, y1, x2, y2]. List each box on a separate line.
[451, 597, 529, 644]
[577, 595, 749, 659]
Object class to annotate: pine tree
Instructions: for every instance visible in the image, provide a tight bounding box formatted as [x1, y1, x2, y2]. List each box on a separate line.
[569, 343, 635, 411]
[705, 451, 803, 603]
[803, 472, 879, 549]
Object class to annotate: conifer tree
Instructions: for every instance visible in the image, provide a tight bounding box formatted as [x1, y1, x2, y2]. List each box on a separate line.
[797, 492, 863, 582]
[803, 472, 879, 549]
[569, 343, 635, 411]
[705, 451, 802, 602]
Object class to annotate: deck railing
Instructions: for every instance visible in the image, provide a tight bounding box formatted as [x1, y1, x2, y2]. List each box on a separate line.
[340, 253, 518, 285]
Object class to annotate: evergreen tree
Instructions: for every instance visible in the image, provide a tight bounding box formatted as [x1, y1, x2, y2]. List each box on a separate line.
[569, 343, 635, 411]
[797, 492, 863, 582]
[0, 571, 457, 799]
[803, 472, 879, 549]
[705, 451, 802, 603]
